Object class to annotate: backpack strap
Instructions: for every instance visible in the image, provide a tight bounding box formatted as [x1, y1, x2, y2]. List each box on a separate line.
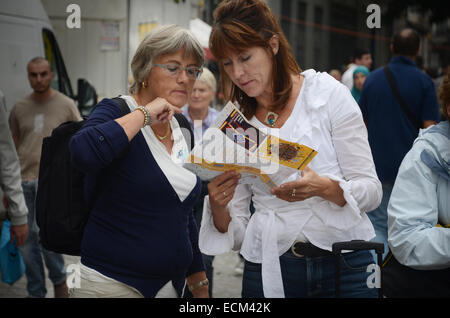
[174, 113, 195, 151]
[112, 96, 131, 116]
[384, 66, 421, 131]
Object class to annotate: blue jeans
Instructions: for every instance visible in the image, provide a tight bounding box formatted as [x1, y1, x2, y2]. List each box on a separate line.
[367, 181, 393, 261]
[242, 249, 378, 298]
[19, 180, 66, 298]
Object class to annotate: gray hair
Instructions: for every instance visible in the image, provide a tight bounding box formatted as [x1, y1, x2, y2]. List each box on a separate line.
[130, 24, 205, 94]
[196, 67, 217, 93]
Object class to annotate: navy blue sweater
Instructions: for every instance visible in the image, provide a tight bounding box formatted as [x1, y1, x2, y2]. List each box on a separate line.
[69, 98, 204, 297]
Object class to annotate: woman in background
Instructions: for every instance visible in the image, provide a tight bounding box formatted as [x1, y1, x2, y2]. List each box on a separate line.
[351, 66, 370, 102]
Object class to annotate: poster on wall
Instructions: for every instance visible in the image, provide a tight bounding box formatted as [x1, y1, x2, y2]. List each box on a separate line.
[100, 21, 120, 51]
[138, 22, 158, 43]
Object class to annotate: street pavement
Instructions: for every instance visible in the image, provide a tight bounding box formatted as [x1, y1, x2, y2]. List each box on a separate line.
[0, 251, 243, 298]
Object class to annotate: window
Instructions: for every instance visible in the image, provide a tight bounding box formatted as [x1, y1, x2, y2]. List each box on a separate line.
[329, 3, 358, 70]
[295, 1, 307, 66]
[313, 6, 323, 70]
[281, 0, 292, 40]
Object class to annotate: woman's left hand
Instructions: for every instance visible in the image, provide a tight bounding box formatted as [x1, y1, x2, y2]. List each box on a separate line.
[270, 167, 346, 207]
[270, 167, 323, 202]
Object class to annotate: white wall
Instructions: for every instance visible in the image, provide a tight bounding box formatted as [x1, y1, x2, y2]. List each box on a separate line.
[0, 0, 53, 111]
[42, 0, 200, 100]
[128, 0, 199, 81]
[42, 0, 128, 99]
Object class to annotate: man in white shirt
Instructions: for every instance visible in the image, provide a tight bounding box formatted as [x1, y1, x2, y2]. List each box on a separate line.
[342, 48, 373, 90]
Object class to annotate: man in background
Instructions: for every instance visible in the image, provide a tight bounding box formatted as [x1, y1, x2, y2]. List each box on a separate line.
[358, 29, 440, 259]
[342, 48, 373, 90]
[9, 57, 82, 298]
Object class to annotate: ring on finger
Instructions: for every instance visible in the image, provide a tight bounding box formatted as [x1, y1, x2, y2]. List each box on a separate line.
[291, 188, 296, 197]
[223, 191, 227, 198]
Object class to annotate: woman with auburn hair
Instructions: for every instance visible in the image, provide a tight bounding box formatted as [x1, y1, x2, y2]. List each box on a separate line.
[199, 0, 382, 298]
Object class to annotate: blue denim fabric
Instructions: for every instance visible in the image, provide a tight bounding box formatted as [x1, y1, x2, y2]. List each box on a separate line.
[367, 181, 393, 261]
[19, 180, 66, 298]
[242, 249, 378, 298]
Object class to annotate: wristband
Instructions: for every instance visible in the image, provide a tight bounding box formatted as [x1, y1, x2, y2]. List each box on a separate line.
[188, 279, 209, 292]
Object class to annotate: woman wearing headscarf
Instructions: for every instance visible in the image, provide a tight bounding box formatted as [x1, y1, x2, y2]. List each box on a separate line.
[351, 66, 370, 102]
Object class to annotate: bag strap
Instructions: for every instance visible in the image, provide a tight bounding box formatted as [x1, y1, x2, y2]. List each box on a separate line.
[112, 96, 131, 116]
[384, 66, 421, 131]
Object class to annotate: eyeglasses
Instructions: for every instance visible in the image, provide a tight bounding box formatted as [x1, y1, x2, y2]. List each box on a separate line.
[153, 63, 202, 79]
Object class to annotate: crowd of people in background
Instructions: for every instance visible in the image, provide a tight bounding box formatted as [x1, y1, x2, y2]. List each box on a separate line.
[329, 47, 449, 114]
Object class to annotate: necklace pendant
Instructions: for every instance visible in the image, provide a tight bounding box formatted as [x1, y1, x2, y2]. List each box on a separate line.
[264, 111, 279, 127]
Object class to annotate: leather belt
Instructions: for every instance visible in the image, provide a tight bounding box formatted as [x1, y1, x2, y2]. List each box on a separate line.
[290, 241, 334, 258]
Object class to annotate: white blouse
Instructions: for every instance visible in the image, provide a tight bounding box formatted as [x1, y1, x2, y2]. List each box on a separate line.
[198, 69, 382, 298]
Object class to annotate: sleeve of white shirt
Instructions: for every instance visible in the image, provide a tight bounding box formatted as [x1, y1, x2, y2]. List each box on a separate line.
[311, 84, 382, 230]
[199, 183, 252, 255]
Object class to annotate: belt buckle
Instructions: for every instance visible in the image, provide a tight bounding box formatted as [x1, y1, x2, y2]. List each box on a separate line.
[291, 240, 304, 258]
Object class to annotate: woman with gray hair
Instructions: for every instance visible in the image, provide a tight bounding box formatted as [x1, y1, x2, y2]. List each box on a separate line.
[69, 24, 209, 298]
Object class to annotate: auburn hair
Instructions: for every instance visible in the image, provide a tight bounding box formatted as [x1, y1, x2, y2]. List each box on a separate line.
[210, 0, 301, 119]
